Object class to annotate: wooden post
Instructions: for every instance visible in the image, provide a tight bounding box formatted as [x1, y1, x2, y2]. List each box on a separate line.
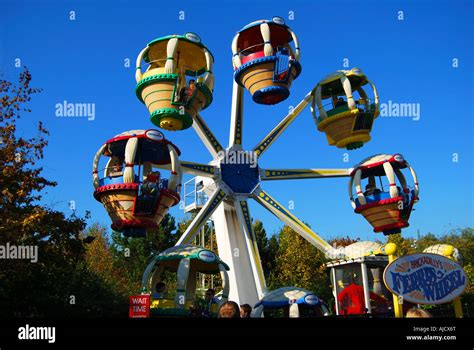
[453, 296, 463, 318]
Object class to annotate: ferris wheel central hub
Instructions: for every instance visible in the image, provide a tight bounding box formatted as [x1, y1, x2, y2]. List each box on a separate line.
[218, 149, 260, 195]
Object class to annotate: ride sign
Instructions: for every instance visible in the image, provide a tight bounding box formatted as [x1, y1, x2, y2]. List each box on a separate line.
[129, 295, 150, 318]
[383, 253, 467, 304]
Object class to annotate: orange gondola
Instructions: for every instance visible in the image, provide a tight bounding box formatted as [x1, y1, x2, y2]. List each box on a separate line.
[349, 154, 419, 235]
[92, 129, 182, 237]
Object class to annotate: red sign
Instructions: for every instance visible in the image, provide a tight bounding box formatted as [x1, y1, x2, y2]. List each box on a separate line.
[129, 295, 150, 318]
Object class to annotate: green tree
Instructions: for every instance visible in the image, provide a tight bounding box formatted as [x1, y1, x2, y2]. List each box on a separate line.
[414, 232, 439, 251]
[110, 214, 178, 294]
[253, 220, 278, 282]
[83, 223, 130, 295]
[0, 69, 126, 317]
[272, 226, 331, 302]
[0, 69, 84, 317]
[442, 228, 474, 266]
[387, 233, 416, 256]
[329, 235, 360, 248]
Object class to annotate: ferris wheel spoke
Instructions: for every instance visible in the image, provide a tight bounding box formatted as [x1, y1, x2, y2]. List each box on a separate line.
[252, 187, 337, 258]
[175, 186, 227, 245]
[152, 161, 216, 178]
[229, 82, 244, 148]
[179, 161, 217, 178]
[261, 168, 351, 181]
[192, 113, 224, 158]
[252, 90, 313, 158]
[234, 198, 267, 297]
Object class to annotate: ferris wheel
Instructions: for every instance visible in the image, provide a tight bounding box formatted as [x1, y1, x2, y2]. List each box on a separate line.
[93, 16, 420, 308]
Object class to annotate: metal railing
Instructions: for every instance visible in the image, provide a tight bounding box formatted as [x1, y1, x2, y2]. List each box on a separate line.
[183, 177, 209, 213]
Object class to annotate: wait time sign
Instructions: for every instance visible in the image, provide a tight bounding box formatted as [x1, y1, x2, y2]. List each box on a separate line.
[129, 295, 150, 318]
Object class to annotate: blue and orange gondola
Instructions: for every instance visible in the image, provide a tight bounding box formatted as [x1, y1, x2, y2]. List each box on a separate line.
[232, 16, 302, 105]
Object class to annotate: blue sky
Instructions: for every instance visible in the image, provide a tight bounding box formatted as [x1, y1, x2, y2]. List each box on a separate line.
[1, 0, 473, 243]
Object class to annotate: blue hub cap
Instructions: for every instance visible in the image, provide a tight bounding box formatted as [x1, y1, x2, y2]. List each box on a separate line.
[219, 151, 260, 194]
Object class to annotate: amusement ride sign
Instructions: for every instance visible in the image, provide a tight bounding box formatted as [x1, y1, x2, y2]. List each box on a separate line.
[383, 253, 467, 304]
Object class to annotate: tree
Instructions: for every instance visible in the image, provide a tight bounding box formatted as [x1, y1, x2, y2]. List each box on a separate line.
[83, 223, 131, 294]
[387, 233, 416, 256]
[265, 234, 280, 289]
[272, 226, 332, 302]
[0, 69, 90, 317]
[329, 235, 360, 248]
[414, 232, 439, 252]
[253, 220, 278, 282]
[442, 228, 474, 266]
[110, 214, 178, 294]
[0, 69, 128, 318]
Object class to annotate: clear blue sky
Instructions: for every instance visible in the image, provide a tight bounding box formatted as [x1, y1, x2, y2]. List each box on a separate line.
[1, 0, 473, 243]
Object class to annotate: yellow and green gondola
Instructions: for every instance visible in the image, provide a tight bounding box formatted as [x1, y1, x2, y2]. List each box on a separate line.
[312, 68, 379, 150]
[135, 33, 214, 131]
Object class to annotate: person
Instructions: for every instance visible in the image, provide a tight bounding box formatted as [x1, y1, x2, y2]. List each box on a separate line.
[218, 301, 240, 318]
[335, 97, 347, 108]
[364, 184, 381, 197]
[109, 162, 123, 177]
[364, 183, 376, 196]
[152, 282, 166, 299]
[177, 79, 196, 105]
[141, 172, 160, 196]
[406, 307, 432, 318]
[364, 178, 382, 197]
[185, 79, 196, 104]
[205, 288, 216, 301]
[337, 273, 387, 315]
[203, 288, 218, 315]
[175, 76, 187, 103]
[240, 304, 252, 318]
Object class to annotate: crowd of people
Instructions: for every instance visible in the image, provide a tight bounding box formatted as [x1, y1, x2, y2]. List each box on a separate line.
[196, 288, 253, 318]
[152, 281, 433, 318]
[153, 283, 253, 318]
[217, 301, 252, 318]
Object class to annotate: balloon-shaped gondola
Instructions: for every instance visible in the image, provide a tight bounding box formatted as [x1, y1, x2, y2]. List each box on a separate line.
[424, 244, 463, 265]
[349, 154, 419, 235]
[141, 244, 230, 316]
[232, 16, 302, 105]
[311, 68, 379, 150]
[92, 129, 182, 237]
[253, 287, 329, 318]
[135, 33, 214, 131]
